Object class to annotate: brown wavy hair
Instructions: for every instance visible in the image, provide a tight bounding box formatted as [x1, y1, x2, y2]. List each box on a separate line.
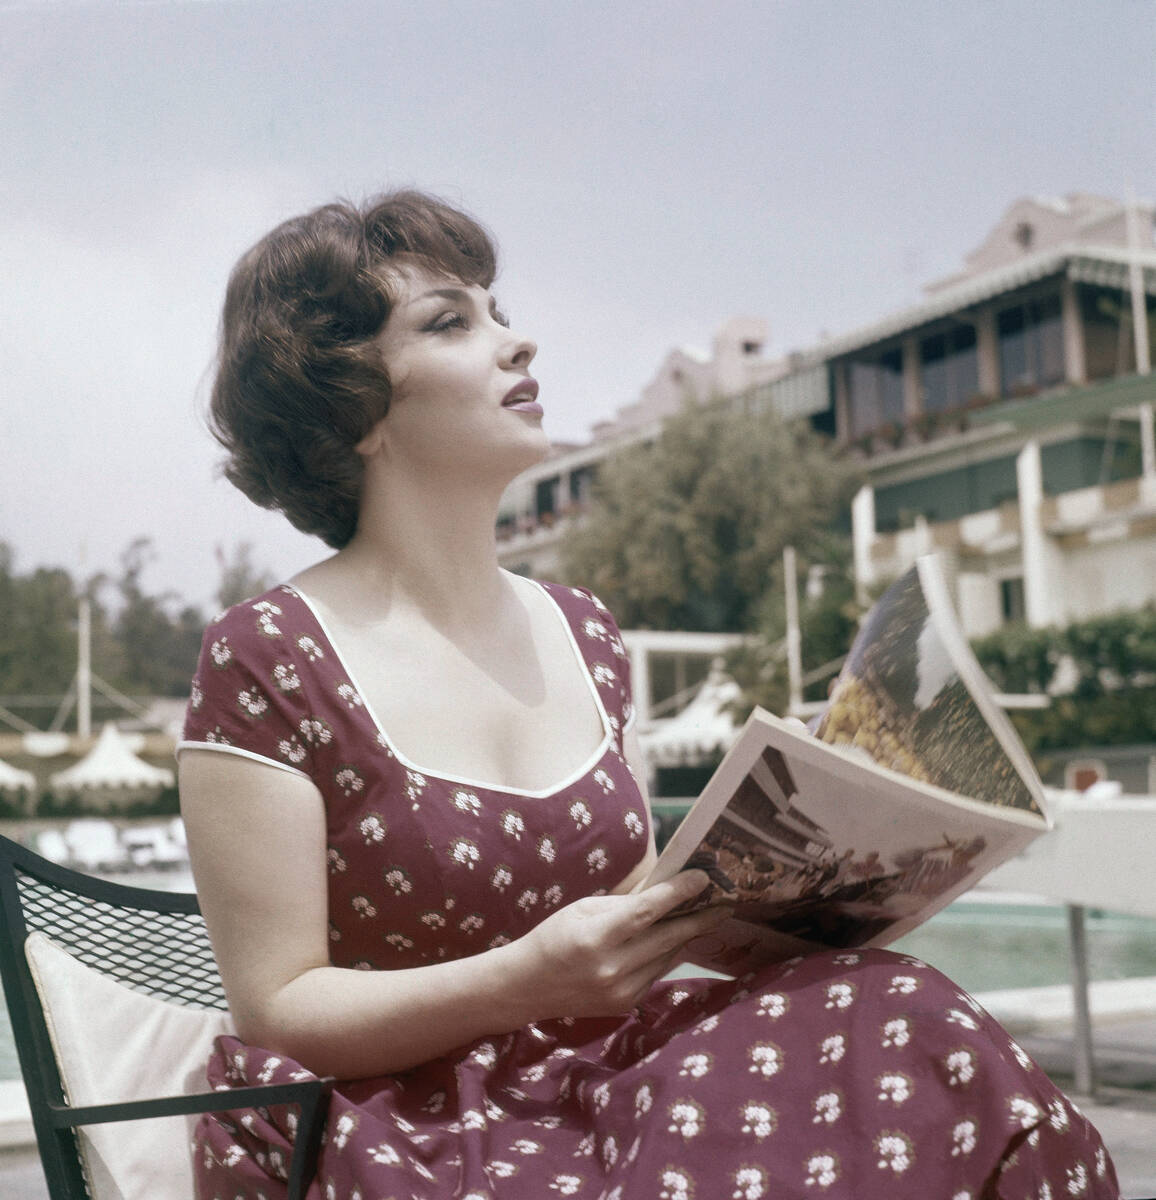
[209, 190, 498, 548]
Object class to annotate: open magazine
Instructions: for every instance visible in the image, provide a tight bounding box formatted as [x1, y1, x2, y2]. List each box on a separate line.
[643, 554, 1051, 976]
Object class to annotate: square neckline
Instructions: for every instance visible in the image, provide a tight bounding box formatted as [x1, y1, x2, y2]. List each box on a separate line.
[283, 579, 617, 800]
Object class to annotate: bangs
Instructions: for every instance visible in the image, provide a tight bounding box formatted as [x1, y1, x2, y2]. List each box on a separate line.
[363, 190, 497, 291]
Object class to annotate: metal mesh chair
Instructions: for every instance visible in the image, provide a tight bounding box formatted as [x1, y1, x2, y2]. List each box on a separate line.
[0, 833, 331, 1199]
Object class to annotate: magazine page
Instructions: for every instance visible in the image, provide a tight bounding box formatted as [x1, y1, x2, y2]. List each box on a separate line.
[649, 711, 1044, 977]
[812, 556, 1048, 821]
[914, 555, 1051, 823]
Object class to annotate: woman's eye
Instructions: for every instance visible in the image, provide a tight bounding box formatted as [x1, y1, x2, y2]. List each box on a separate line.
[492, 307, 510, 329]
[430, 311, 467, 333]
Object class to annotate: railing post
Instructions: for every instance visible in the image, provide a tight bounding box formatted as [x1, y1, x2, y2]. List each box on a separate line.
[1066, 903, 1096, 1096]
[784, 546, 803, 716]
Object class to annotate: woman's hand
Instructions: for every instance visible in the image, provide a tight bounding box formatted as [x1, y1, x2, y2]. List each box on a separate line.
[504, 870, 731, 1022]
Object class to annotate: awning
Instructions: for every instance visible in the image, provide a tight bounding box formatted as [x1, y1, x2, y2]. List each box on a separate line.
[641, 664, 742, 768]
[50, 723, 174, 793]
[809, 245, 1156, 364]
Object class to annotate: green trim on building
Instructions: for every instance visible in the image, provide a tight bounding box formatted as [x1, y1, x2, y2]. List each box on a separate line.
[968, 372, 1156, 433]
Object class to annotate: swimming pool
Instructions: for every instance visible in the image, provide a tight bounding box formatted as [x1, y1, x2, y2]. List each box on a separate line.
[892, 895, 1156, 995]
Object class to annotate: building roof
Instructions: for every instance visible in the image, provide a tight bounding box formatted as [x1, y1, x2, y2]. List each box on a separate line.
[806, 245, 1156, 365]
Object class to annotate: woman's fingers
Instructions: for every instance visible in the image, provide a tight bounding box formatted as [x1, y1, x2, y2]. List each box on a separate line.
[516, 874, 731, 1020]
[654, 901, 733, 955]
[617, 909, 733, 1006]
[626, 869, 713, 930]
[617, 902, 731, 979]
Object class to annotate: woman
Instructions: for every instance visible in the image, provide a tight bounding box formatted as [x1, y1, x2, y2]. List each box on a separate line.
[179, 190, 1119, 1199]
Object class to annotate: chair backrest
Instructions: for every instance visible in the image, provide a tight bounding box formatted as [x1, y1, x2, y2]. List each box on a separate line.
[0, 833, 226, 1199]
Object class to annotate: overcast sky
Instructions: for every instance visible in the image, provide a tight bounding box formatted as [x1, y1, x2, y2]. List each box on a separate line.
[3, 0, 1154, 610]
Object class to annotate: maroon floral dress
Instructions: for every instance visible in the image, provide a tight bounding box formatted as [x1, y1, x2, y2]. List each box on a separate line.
[180, 582, 1119, 1200]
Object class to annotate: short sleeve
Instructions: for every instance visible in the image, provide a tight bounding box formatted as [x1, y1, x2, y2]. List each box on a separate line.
[564, 585, 636, 738]
[178, 594, 317, 780]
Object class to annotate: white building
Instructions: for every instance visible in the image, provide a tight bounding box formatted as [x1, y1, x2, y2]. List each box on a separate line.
[833, 192, 1156, 636]
[501, 193, 1156, 647]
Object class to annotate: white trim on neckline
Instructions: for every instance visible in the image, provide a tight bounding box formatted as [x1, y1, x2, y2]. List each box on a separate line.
[285, 579, 615, 799]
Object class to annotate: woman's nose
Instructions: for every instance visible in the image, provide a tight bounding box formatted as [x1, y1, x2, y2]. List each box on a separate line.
[501, 328, 537, 368]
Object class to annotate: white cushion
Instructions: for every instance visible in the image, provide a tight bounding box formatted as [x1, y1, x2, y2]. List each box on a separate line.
[24, 931, 234, 1200]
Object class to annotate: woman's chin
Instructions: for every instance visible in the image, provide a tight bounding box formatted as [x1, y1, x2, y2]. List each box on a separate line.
[507, 423, 553, 469]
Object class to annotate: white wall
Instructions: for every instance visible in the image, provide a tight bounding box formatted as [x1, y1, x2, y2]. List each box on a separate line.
[956, 572, 1004, 638]
[1054, 536, 1156, 620]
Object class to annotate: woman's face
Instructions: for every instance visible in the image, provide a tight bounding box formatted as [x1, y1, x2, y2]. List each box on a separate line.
[368, 261, 548, 478]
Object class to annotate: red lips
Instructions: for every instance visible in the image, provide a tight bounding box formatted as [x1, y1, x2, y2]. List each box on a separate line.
[501, 378, 540, 406]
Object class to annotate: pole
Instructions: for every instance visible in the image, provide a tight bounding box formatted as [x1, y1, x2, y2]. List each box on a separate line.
[1066, 903, 1096, 1097]
[784, 545, 803, 716]
[1127, 188, 1155, 475]
[77, 594, 92, 740]
[1125, 187, 1151, 377]
[1141, 402, 1155, 478]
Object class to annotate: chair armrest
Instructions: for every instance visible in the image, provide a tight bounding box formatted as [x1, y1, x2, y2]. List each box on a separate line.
[46, 1077, 334, 1200]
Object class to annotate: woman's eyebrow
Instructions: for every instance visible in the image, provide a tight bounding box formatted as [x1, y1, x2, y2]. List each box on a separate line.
[412, 286, 472, 305]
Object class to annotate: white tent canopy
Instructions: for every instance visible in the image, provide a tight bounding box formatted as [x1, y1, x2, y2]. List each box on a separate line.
[0, 756, 36, 792]
[50, 723, 174, 793]
[641, 663, 742, 768]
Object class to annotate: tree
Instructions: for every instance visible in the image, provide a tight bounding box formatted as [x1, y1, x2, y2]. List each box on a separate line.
[0, 542, 77, 698]
[0, 538, 220, 730]
[108, 538, 204, 697]
[972, 605, 1156, 753]
[215, 542, 273, 611]
[559, 396, 857, 632]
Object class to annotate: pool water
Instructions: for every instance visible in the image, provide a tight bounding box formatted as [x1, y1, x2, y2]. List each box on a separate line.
[892, 898, 1156, 995]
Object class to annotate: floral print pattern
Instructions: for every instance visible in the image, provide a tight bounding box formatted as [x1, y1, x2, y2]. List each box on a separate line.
[181, 583, 1119, 1199]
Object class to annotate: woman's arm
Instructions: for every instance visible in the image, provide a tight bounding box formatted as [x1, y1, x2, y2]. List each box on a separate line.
[180, 749, 723, 1079]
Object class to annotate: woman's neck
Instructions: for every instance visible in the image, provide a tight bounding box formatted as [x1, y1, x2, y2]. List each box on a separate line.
[325, 470, 511, 628]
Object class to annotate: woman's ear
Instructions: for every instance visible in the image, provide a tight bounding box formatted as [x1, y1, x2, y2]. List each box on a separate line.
[355, 421, 386, 457]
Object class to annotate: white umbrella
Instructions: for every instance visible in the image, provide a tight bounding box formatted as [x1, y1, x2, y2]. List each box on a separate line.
[50, 722, 174, 793]
[642, 662, 742, 768]
[0, 756, 36, 792]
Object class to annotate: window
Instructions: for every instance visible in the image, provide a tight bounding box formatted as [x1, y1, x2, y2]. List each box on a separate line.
[1080, 283, 1156, 380]
[1041, 436, 1142, 493]
[873, 455, 1019, 531]
[997, 293, 1064, 396]
[1013, 221, 1035, 251]
[569, 466, 596, 507]
[999, 577, 1025, 624]
[847, 347, 904, 437]
[534, 476, 560, 521]
[920, 325, 979, 414]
